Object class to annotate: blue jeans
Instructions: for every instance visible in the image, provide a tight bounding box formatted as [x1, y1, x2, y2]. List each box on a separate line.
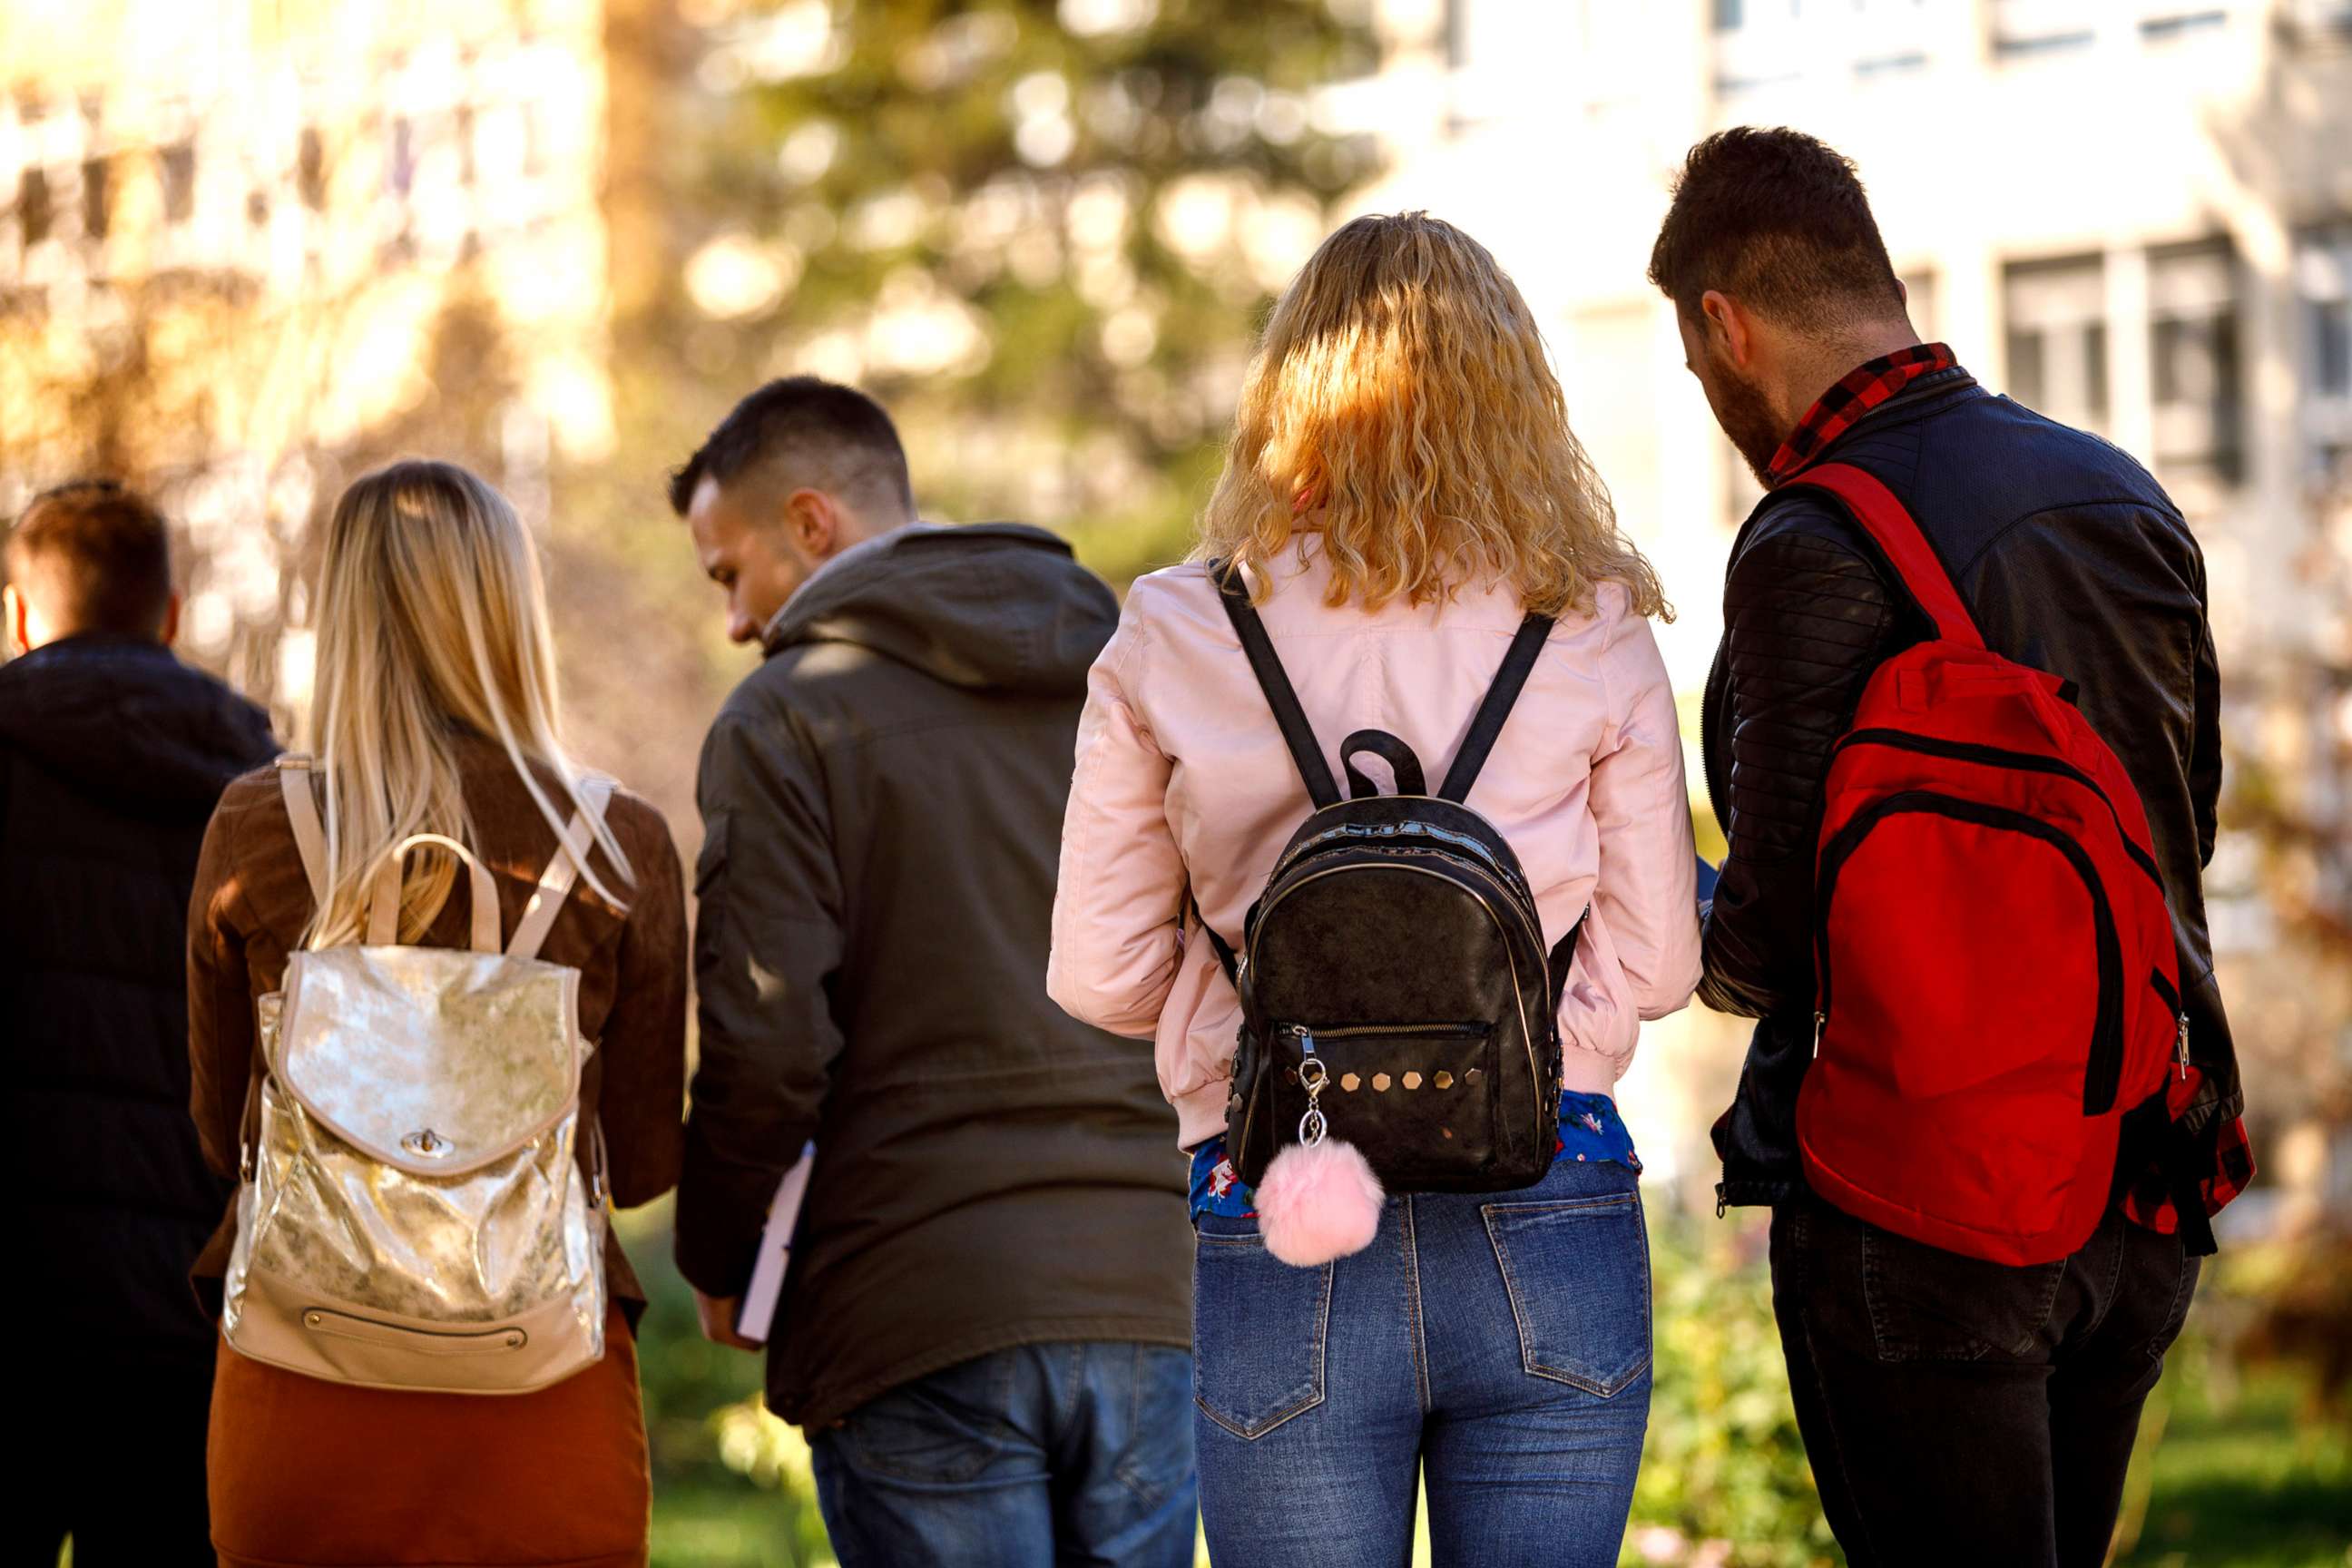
[808, 1341, 1198, 1568]
[1193, 1156, 1651, 1567]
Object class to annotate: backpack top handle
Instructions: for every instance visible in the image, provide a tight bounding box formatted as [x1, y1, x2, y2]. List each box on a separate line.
[1339, 730, 1428, 799]
[1780, 463, 1986, 652]
[369, 835, 502, 954]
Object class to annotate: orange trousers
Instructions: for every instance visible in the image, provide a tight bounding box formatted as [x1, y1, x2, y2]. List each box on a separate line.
[209, 1307, 649, 1568]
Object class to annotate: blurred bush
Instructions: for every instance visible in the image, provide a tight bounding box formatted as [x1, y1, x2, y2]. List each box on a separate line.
[619, 1202, 835, 1568]
[1623, 1209, 1841, 1568]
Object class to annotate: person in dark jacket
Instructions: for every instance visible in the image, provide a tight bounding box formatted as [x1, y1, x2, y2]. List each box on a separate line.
[1651, 130, 2249, 1568]
[3, 481, 278, 1565]
[670, 378, 1195, 1568]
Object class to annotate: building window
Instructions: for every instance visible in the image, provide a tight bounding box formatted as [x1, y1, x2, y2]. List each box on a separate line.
[18, 166, 53, 243]
[299, 128, 327, 210]
[2140, 10, 2229, 44]
[2004, 256, 2109, 434]
[161, 142, 196, 222]
[81, 156, 109, 239]
[1993, 0, 2100, 56]
[2301, 224, 2352, 481]
[2149, 241, 2243, 484]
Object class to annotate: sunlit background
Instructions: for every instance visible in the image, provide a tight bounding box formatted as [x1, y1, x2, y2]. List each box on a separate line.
[5, 1, 2349, 1564]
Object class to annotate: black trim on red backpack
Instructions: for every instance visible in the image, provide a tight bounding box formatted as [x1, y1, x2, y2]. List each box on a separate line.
[1200, 561, 1584, 1195]
[1779, 464, 2219, 1263]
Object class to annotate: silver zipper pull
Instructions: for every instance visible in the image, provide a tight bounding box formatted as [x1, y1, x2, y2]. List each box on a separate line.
[2175, 1013, 2191, 1082]
[1813, 1011, 1826, 1058]
[1293, 1024, 1315, 1056]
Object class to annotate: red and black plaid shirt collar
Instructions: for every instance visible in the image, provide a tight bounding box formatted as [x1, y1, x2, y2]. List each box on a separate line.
[1765, 341, 1957, 487]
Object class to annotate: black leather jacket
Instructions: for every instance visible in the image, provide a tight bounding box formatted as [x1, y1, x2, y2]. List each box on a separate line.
[1701, 365, 2240, 1210]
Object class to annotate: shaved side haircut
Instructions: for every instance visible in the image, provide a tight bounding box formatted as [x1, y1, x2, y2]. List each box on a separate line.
[668, 377, 915, 519]
[5, 479, 175, 638]
[1647, 126, 1906, 334]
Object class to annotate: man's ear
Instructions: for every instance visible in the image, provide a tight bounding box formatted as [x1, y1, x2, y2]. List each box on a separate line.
[158, 589, 182, 649]
[4, 583, 29, 657]
[782, 488, 841, 563]
[1700, 289, 1757, 372]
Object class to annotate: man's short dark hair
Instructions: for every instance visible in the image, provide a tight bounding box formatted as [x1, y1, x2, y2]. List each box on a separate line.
[668, 376, 915, 519]
[4, 479, 175, 638]
[1647, 127, 1906, 333]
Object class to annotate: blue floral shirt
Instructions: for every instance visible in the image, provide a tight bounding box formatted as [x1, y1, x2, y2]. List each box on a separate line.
[1188, 1091, 1639, 1220]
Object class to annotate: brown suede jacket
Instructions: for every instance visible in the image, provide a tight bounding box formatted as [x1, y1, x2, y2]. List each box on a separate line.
[185, 733, 688, 1321]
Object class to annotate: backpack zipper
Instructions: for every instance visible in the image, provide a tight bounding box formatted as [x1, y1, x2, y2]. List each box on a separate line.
[1835, 729, 2163, 888]
[1269, 815, 1530, 897]
[1814, 789, 2127, 1115]
[2151, 967, 2190, 1082]
[1283, 1022, 1490, 1041]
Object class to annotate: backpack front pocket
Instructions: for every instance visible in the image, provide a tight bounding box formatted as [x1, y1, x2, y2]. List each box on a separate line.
[1269, 1023, 1498, 1188]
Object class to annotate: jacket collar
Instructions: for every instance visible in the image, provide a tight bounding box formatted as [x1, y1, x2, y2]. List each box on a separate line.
[1769, 359, 1978, 486]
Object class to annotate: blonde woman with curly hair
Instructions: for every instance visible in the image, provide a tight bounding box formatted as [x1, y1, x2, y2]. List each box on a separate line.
[1049, 213, 1700, 1565]
[187, 461, 686, 1567]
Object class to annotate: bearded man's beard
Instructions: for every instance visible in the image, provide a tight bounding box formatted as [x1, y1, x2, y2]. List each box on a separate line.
[1710, 363, 1787, 487]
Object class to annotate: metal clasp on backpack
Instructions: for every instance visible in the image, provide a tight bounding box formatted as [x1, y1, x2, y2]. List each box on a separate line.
[1295, 1028, 1330, 1146]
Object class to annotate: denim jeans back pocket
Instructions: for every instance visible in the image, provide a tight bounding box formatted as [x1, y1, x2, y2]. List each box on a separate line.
[1191, 1215, 1333, 1439]
[1482, 1191, 1651, 1397]
[1858, 1222, 2067, 1362]
[834, 1350, 1021, 1485]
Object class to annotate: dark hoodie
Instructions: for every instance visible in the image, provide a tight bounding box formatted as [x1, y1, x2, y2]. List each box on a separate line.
[0, 635, 278, 1358]
[677, 524, 1190, 1428]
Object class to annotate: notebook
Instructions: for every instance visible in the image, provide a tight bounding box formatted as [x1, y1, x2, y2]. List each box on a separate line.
[731, 1142, 816, 1346]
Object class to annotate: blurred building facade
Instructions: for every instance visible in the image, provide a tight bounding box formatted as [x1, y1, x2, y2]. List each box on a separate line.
[0, 0, 617, 704]
[1357, 0, 2352, 1214]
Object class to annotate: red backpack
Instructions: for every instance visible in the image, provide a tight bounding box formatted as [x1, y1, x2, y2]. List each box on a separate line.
[1791, 464, 2188, 1267]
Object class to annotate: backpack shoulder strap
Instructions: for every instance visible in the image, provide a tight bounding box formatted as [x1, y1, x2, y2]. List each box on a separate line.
[274, 755, 329, 908]
[507, 777, 617, 964]
[1209, 560, 1341, 809]
[1438, 612, 1555, 803]
[1779, 463, 1984, 651]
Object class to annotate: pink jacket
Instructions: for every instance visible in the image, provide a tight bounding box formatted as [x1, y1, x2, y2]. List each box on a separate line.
[1047, 537, 1704, 1149]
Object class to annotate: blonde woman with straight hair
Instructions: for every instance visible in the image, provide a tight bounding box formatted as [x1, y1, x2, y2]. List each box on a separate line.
[1049, 213, 1702, 1566]
[187, 460, 686, 1568]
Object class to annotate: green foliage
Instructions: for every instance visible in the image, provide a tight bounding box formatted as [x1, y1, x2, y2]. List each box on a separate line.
[1626, 1210, 1840, 1568]
[618, 1203, 837, 1568]
[2116, 1343, 2352, 1567]
[687, 0, 1382, 584]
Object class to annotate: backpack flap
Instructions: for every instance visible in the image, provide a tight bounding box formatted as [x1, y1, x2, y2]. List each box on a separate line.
[275, 946, 583, 1178]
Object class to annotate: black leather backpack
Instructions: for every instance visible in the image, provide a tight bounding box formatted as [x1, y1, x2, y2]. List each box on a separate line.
[1203, 563, 1584, 1194]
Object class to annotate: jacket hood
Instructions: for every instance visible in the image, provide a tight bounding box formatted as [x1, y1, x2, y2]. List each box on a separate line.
[0, 636, 278, 812]
[762, 523, 1117, 696]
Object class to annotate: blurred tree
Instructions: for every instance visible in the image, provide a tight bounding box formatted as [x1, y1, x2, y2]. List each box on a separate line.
[660, 0, 1381, 585]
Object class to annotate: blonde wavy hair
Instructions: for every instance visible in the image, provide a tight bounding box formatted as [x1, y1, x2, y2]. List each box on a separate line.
[1196, 211, 1668, 620]
[301, 460, 629, 947]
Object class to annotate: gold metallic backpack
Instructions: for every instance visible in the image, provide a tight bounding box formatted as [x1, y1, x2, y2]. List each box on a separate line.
[221, 756, 614, 1394]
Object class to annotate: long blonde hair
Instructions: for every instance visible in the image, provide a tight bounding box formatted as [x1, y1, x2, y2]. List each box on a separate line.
[1196, 211, 1669, 620]
[301, 460, 629, 947]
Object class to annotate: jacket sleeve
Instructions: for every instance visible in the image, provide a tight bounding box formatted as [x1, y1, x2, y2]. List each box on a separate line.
[1571, 611, 1703, 1045]
[675, 706, 845, 1298]
[1700, 520, 1898, 1019]
[187, 794, 257, 1181]
[596, 806, 687, 1210]
[1045, 606, 1187, 1037]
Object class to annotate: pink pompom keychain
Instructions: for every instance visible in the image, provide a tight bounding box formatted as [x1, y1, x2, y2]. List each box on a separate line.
[1256, 1055, 1384, 1266]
